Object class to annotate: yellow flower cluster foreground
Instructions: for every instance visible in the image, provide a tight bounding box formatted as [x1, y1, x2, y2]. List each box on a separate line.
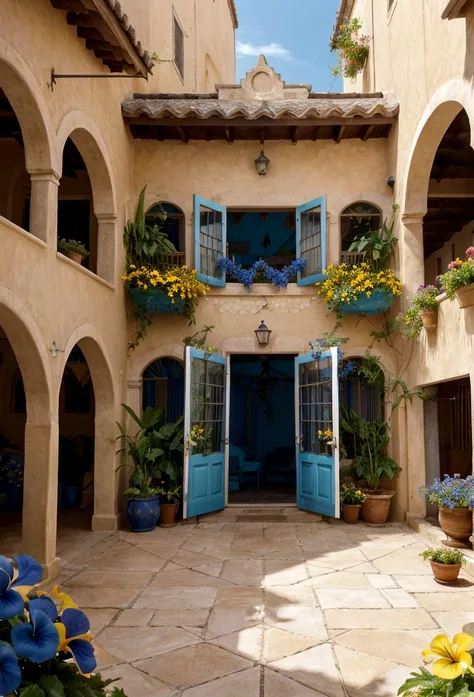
[122, 264, 208, 301]
[422, 633, 474, 680]
[318, 262, 402, 309]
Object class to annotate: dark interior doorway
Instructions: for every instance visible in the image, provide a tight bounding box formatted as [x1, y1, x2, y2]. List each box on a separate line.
[227, 210, 296, 271]
[229, 354, 296, 504]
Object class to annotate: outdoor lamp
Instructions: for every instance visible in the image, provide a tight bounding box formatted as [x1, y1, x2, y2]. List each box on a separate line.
[255, 320, 272, 346]
[254, 150, 270, 175]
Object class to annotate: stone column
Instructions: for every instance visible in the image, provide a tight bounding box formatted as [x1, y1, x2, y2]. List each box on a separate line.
[91, 397, 119, 532]
[400, 213, 425, 299]
[29, 170, 60, 246]
[423, 386, 439, 519]
[405, 397, 427, 518]
[127, 379, 142, 418]
[96, 213, 117, 285]
[22, 419, 61, 579]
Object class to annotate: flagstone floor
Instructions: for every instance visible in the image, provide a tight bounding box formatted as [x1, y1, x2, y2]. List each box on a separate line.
[11, 508, 474, 696]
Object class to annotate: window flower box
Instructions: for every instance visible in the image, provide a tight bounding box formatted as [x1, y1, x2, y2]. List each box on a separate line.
[128, 287, 186, 315]
[455, 282, 474, 309]
[338, 289, 394, 315]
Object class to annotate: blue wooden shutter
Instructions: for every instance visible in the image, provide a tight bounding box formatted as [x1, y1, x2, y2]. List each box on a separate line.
[193, 195, 227, 287]
[296, 196, 327, 286]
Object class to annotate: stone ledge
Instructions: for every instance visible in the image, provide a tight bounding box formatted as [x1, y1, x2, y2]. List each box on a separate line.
[407, 514, 474, 564]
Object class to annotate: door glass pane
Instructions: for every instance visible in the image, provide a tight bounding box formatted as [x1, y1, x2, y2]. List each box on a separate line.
[200, 206, 223, 279]
[300, 205, 322, 278]
[299, 357, 332, 455]
[190, 357, 225, 454]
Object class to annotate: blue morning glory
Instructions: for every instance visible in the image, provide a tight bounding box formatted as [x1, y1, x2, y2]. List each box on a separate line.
[0, 642, 21, 694]
[0, 554, 43, 619]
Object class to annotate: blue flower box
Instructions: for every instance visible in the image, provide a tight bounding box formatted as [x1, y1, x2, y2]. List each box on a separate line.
[339, 289, 394, 315]
[128, 287, 186, 315]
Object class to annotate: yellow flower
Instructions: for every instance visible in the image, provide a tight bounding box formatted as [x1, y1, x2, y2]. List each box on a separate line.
[51, 585, 79, 612]
[422, 633, 474, 679]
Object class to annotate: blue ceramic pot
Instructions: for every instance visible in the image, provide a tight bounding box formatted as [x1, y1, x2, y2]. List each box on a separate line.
[64, 485, 80, 508]
[338, 290, 394, 315]
[125, 496, 160, 532]
[128, 288, 186, 315]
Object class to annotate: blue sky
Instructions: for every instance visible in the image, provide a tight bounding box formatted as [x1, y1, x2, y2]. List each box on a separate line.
[234, 0, 342, 92]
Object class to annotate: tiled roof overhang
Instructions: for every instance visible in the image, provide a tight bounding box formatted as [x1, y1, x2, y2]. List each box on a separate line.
[122, 92, 399, 142]
[50, 0, 153, 75]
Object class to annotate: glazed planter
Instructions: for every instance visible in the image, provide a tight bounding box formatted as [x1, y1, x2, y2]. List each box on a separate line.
[125, 495, 160, 532]
[64, 485, 80, 508]
[343, 504, 361, 524]
[66, 251, 84, 265]
[455, 283, 474, 309]
[420, 310, 438, 330]
[439, 506, 472, 548]
[159, 502, 178, 528]
[338, 290, 393, 316]
[361, 489, 395, 524]
[430, 560, 462, 584]
[128, 287, 186, 315]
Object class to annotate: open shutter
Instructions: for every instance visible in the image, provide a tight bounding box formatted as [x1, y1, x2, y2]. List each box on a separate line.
[296, 196, 326, 286]
[193, 195, 227, 287]
[183, 347, 228, 518]
[295, 346, 340, 517]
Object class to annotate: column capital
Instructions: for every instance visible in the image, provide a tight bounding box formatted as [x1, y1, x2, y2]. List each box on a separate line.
[401, 212, 425, 225]
[29, 170, 61, 186]
[96, 213, 118, 223]
[128, 379, 142, 389]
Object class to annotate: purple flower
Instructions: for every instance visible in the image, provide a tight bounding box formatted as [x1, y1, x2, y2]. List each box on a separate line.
[466, 247, 474, 258]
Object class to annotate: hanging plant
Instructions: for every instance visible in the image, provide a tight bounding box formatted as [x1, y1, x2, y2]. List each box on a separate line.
[331, 18, 370, 80]
[216, 257, 307, 288]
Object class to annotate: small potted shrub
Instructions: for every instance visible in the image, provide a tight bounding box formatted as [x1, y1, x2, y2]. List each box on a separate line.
[157, 484, 182, 527]
[400, 285, 442, 337]
[340, 483, 366, 523]
[58, 238, 89, 265]
[420, 547, 465, 584]
[440, 247, 474, 308]
[419, 474, 474, 548]
[117, 404, 164, 532]
[350, 419, 401, 524]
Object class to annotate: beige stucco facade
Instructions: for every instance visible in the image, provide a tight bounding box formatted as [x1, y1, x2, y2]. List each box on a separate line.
[2, 0, 474, 573]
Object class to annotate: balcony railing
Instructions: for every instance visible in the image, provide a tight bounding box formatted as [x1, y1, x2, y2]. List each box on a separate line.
[156, 252, 186, 268]
[340, 251, 366, 266]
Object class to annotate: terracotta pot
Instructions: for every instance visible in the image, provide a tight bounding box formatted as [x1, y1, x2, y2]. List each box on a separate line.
[66, 251, 84, 265]
[438, 506, 472, 548]
[343, 504, 361, 524]
[455, 282, 474, 308]
[420, 310, 438, 330]
[430, 560, 462, 584]
[159, 502, 178, 528]
[361, 490, 395, 524]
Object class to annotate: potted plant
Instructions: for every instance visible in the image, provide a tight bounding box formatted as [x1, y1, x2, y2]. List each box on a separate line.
[117, 404, 165, 532]
[157, 484, 182, 527]
[330, 18, 370, 80]
[340, 483, 367, 523]
[400, 285, 443, 337]
[439, 247, 474, 308]
[57, 238, 89, 265]
[0, 553, 128, 696]
[350, 419, 401, 524]
[420, 547, 465, 584]
[318, 262, 402, 316]
[419, 474, 474, 548]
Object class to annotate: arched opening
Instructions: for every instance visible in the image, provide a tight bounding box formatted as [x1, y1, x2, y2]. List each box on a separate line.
[340, 202, 382, 262]
[56, 345, 95, 541]
[142, 357, 185, 421]
[56, 138, 98, 273]
[422, 109, 474, 283]
[145, 202, 186, 266]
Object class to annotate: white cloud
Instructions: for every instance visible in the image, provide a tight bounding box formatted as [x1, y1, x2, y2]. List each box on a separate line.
[236, 40, 293, 61]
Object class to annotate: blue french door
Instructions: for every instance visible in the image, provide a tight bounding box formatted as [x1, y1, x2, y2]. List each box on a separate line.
[295, 347, 340, 518]
[183, 347, 227, 518]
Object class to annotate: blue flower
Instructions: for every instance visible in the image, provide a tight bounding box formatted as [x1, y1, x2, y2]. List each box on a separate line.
[0, 642, 21, 694]
[216, 257, 307, 289]
[11, 597, 59, 663]
[0, 554, 43, 619]
[55, 608, 96, 676]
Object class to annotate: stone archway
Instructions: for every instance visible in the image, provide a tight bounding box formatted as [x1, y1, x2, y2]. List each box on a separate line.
[60, 325, 117, 532]
[0, 285, 56, 573]
[56, 111, 117, 283]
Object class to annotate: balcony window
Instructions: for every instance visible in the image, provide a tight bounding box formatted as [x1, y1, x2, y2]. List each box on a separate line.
[340, 202, 382, 264]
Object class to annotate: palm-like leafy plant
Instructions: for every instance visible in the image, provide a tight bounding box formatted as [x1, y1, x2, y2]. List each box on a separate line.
[123, 186, 177, 267]
[116, 404, 164, 497]
[350, 419, 401, 491]
[348, 205, 398, 271]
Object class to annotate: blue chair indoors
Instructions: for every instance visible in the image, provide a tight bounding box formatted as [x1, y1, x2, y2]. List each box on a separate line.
[229, 455, 242, 492]
[230, 445, 260, 489]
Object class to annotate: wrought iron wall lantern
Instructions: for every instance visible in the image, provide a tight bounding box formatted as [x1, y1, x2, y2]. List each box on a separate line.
[255, 320, 272, 346]
[254, 150, 270, 175]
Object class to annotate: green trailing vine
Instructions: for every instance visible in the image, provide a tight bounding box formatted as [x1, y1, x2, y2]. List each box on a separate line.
[331, 18, 370, 80]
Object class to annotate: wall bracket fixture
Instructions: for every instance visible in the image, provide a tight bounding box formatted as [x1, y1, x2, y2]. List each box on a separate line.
[48, 68, 147, 91]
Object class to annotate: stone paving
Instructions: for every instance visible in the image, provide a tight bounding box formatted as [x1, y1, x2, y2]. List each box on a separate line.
[32, 509, 474, 696]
